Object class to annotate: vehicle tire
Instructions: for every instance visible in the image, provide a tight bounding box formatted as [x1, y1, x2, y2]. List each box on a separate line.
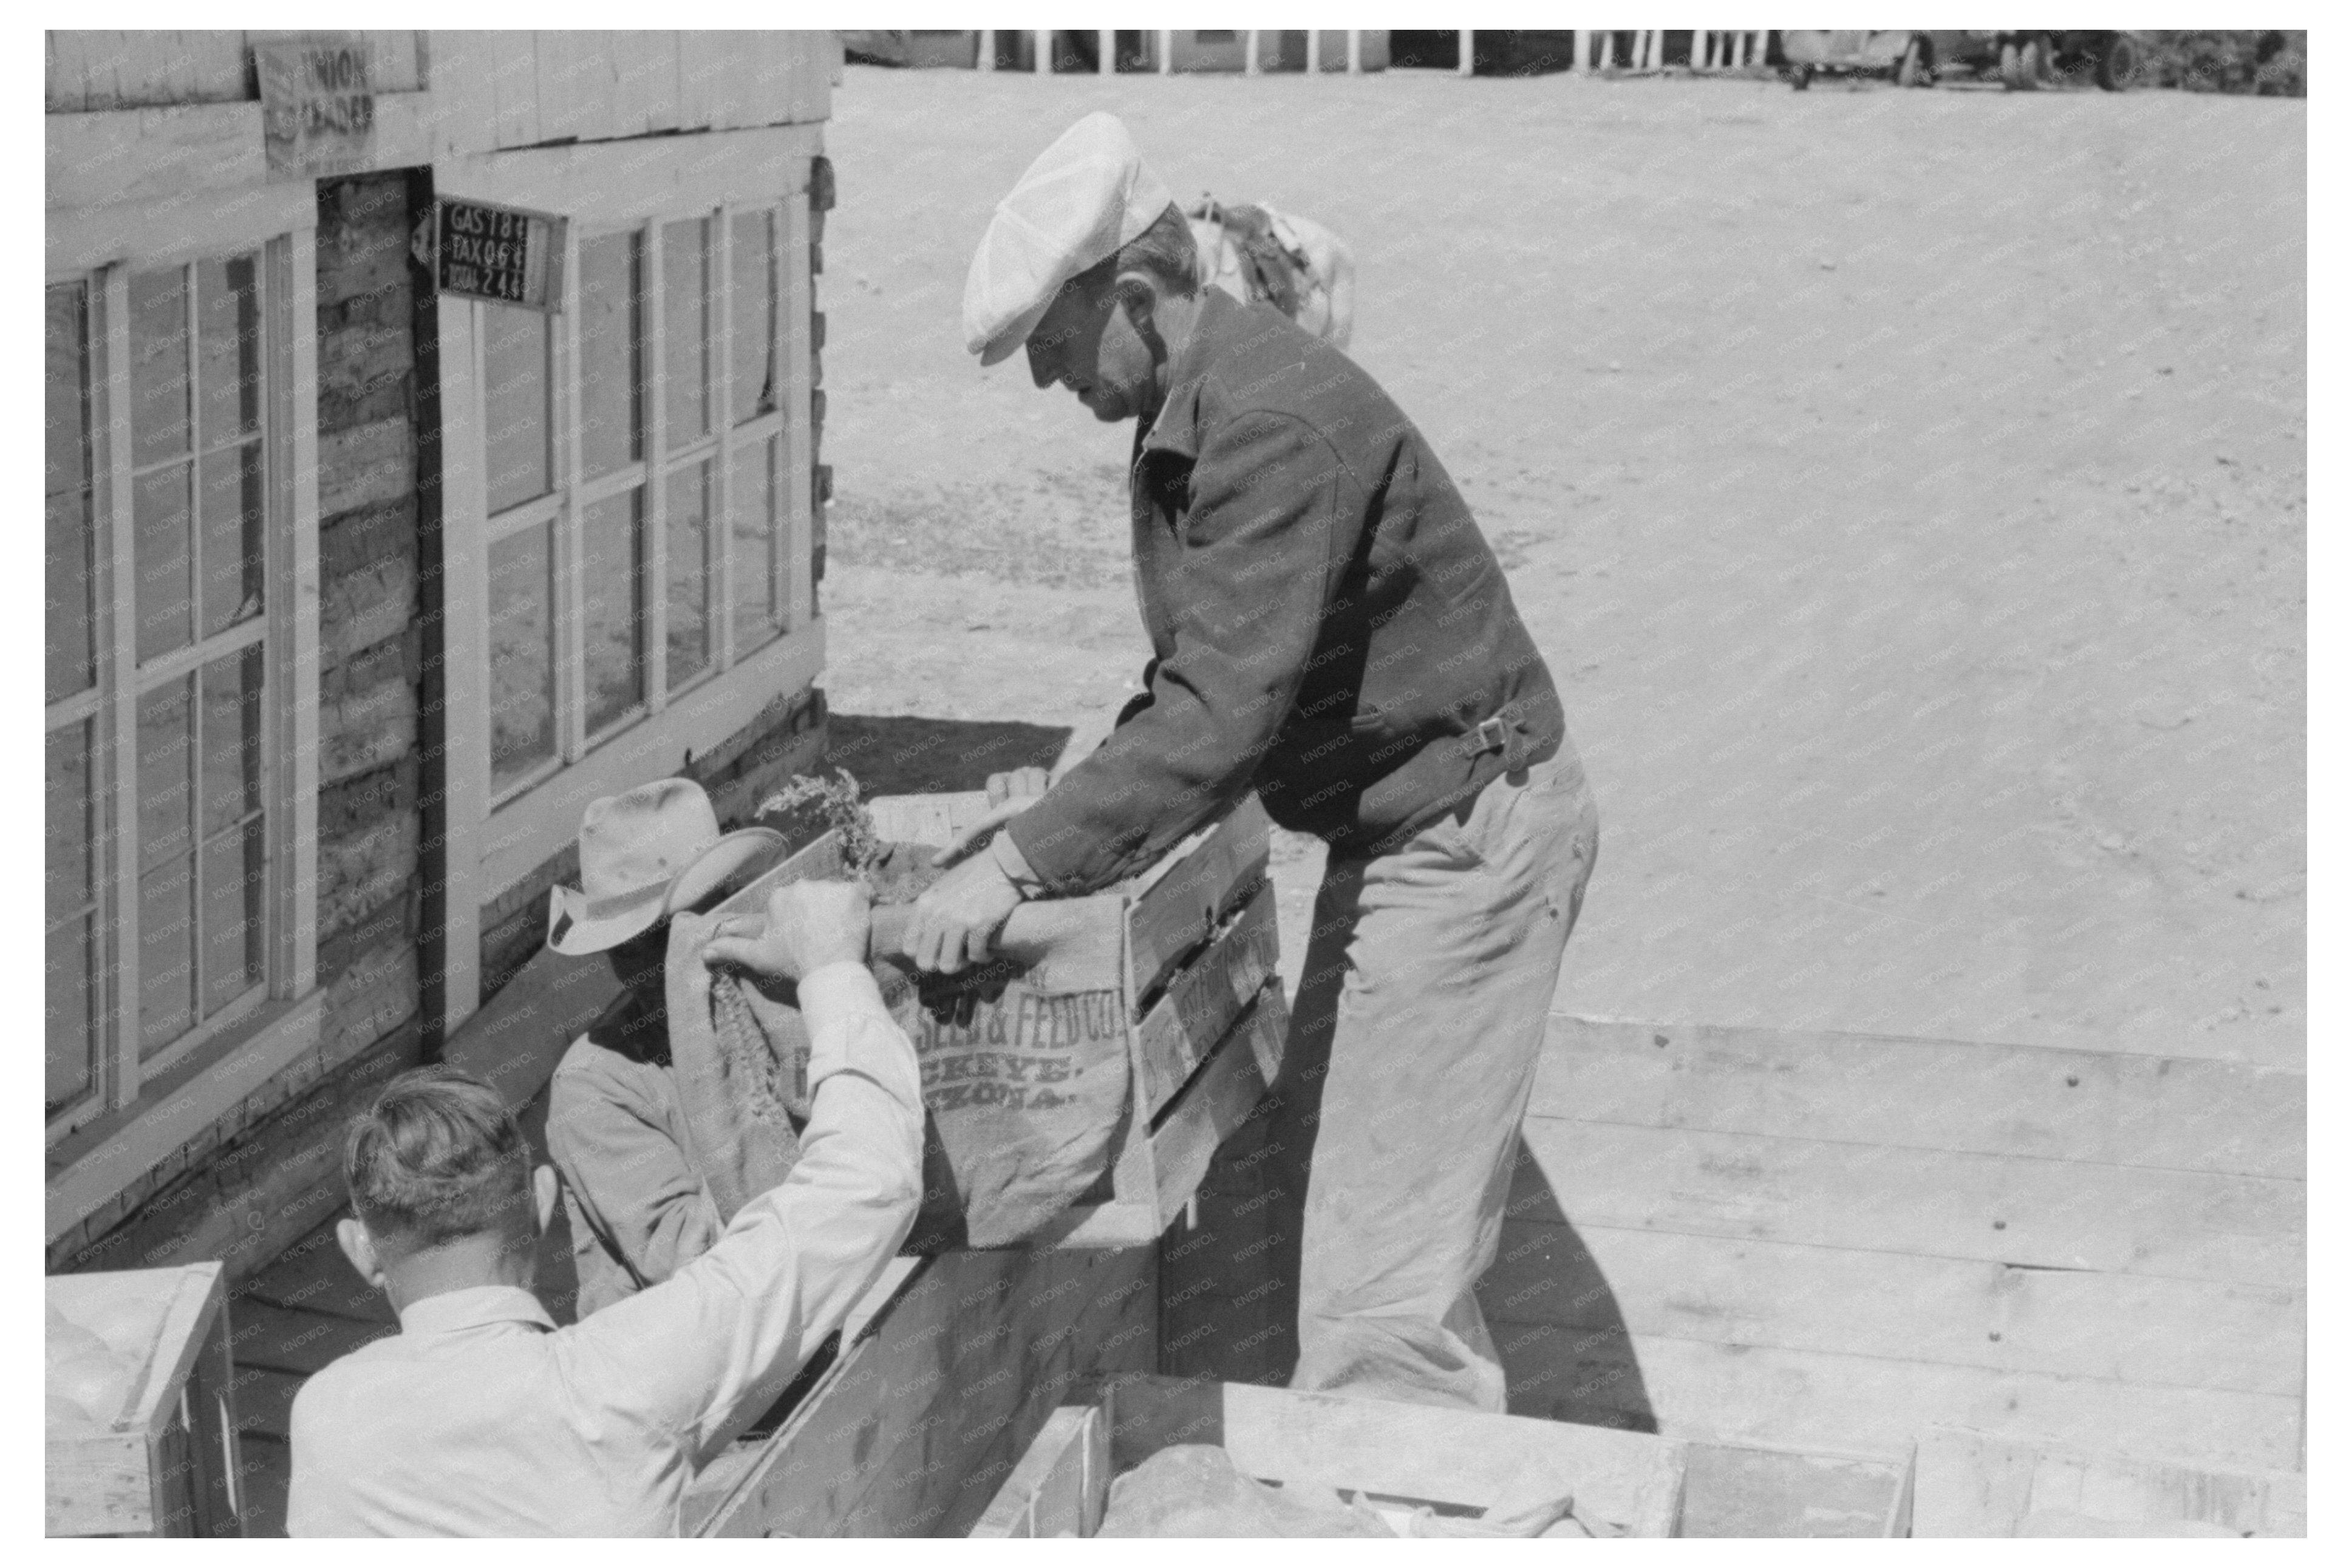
[2024, 33, 2054, 88]
[2096, 32, 2141, 90]
[1790, 63, 1813, 90]
[2000, 35, 2049, 90]
[1895, 36, 1925, 87]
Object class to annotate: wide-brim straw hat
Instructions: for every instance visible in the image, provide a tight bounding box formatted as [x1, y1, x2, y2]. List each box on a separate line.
[546, 779, 784, 956]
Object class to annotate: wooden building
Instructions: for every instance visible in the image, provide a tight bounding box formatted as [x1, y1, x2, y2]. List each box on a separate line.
[45, 25, 837, 1323]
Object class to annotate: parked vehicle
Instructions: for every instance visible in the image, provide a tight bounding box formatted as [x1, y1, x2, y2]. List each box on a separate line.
[1778, 30, 1910, 90]
[1898, 30, 2144, 91]
[1783, 30, 2143, 91]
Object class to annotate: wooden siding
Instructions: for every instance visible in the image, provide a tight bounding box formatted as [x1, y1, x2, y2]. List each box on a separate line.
[45, 30, 427, 112]
[48, 31, 834, 152]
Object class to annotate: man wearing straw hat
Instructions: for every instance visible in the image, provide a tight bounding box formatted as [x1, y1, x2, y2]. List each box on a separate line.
[540, 779, 785, 1315]
[905, 112, 1600, 1414]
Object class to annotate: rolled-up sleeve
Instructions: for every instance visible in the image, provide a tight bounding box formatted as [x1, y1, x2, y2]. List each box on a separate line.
[1009, 411, 1353, 893]
[553, 961, 925, 1465]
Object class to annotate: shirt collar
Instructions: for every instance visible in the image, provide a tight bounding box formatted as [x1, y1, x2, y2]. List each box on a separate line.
[1137, 287, 1252, 465]
[397, 1284, 558, 1337]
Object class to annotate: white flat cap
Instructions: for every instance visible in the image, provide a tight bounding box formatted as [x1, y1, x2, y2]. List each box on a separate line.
[964, 112, 1176, 366]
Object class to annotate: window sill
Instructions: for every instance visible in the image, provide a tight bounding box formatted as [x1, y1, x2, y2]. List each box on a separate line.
[46, 987, 327, 1244]
[477, 618, 825, 896]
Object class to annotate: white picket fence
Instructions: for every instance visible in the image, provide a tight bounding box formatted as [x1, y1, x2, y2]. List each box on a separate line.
[970, 30, 1771, 77]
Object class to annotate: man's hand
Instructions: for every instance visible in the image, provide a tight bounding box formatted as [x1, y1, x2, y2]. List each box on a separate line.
[932, 767, 1052, 869]
[987, 767, 1050, 808]
[701, 879, 872, 982]
[902, 851, 1024, 973]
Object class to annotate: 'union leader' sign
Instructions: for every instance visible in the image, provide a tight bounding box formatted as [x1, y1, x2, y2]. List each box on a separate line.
[257, 38, 376, 181]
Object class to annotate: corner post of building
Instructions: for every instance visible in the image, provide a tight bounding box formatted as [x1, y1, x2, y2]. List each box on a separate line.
[1034, 30, 1052, 75]
[1346, 30, 1363, 73]
[978, 30, 995, 70]
[1571, 29, 1588, 73]
[1160, 30, 1175, 73]
[1099, 30, 1116, 75]
[1244, 30, 1261, 76]
[1458, 30, 1474, 76]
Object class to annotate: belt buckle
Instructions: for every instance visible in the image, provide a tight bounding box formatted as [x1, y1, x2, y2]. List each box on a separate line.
[1467, 716, 1510, 758]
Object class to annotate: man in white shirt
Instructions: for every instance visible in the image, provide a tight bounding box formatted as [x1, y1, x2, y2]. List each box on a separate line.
[287, 879, 921, 1537]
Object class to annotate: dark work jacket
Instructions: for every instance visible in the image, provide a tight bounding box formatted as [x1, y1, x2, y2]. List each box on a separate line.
[1005, 288, 1570, 895]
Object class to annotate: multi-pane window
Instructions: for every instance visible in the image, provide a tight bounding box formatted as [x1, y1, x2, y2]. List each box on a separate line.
[482, 205, 788, 802]
[47, 253, 278, 1136]
[47, 282, 99, 1125]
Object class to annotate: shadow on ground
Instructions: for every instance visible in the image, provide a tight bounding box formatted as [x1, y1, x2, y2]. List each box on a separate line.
[1480, 1137, 1658, 1434]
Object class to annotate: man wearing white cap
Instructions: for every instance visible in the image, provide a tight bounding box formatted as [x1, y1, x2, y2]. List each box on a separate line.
[906, 112, 1600, 1414]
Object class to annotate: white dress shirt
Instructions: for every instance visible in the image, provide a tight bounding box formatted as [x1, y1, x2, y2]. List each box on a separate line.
[287, 964, 923, 1537]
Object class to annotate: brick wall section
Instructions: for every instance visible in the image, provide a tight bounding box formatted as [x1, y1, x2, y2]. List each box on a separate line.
[476, 686, 830, 1004]
[49, 172, 429, 1283]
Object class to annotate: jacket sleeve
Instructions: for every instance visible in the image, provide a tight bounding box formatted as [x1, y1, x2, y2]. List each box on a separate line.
[550, 964, 925, 1468]
[546, 1048, 723, 1298]
[1007, 410, 1353, 893]
[1111, 659, 1161, 731]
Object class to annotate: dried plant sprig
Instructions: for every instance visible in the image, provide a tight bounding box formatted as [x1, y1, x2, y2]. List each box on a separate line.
[758, 767, 884, 884]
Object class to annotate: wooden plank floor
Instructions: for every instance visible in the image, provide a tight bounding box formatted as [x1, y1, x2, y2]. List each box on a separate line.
[1480, 1014, 2309, 1475]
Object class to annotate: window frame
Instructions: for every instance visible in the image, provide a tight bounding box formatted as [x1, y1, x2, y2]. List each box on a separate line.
[44, 225, 323, 1204]
[474, 200, 799, 816]
[436, 134, 826, 1039]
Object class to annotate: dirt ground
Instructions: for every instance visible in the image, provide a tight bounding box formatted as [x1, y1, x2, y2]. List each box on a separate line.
[815, 67, 2304, 1070]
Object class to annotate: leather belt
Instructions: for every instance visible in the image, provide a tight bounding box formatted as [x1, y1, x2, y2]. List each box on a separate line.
[1462, 711, 1532, 763]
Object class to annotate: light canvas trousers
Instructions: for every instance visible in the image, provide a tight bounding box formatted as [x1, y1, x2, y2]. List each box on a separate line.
[1268, 748, 1598, 1412]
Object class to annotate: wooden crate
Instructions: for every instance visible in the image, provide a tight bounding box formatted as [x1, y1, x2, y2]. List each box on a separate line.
[972, 1374, 1688, 1538]
[689, 1248, 1159, 1537]
[46, 1264, 243, 1537]
[1673, 1436, 1915, 1537]
[1485, 1015, 2307, 1473]
[1911, 1425, 2306, 1538]
[741, 789, 1285, 1248]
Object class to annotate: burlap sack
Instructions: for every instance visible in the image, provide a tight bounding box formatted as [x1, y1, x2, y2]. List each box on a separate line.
[664, 843, 1133, 1249]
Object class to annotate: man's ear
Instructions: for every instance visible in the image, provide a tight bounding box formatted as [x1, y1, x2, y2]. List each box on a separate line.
[533, 1164, 559, 1236]
[1113, 270, 1161, 329]
[336, 1216, 388, 1292]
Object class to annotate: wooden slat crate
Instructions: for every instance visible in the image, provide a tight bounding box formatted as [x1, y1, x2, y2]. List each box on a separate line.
[1911, 1425, 2306, 1538]
[972, 1373, 1688, 1538]
[46, 1264, 244, 1537]
[787, 789, 1285, 1248]
[690, 1249, 1157, 1536]
[1673, 1437, 1915, 1537]
[1485, 1015, 2309, 1472]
